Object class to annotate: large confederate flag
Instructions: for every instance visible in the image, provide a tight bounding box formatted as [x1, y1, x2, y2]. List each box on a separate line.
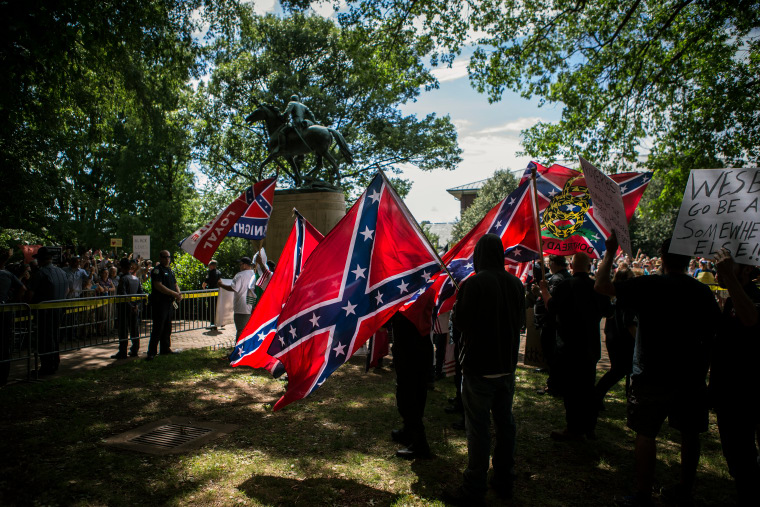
[229, 210, 323, 371]
[267, 173, 442, 411]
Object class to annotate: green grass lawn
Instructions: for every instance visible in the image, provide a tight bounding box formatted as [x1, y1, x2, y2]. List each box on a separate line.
[0, 349, 736, 506]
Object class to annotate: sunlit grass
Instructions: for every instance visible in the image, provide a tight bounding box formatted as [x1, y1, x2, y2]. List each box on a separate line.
[0, 348, 739, 506]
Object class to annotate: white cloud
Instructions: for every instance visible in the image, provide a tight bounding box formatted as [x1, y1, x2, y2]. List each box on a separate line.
[400, 132, 536, 223]
[243, 0, 278, 16]
[476, 117, 545, 135]
[430, 59, 469, 83]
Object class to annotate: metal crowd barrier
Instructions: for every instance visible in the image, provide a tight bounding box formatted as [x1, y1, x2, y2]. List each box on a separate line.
[0, 289, 219, 382]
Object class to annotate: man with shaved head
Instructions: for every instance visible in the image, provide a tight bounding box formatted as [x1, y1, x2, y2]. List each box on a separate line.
[540, 251, 612, 441]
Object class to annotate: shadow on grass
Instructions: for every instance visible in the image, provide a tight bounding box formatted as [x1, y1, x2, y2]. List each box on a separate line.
[0, 349, 739, 506]
[238, 475, 400, 506]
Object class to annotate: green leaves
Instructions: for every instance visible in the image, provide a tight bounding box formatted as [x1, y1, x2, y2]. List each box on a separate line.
[451, 169, 521, 243]
[339, 0, 760, 214]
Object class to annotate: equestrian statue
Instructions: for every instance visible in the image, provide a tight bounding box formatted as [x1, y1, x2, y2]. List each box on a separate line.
[245, 95, 353, 189]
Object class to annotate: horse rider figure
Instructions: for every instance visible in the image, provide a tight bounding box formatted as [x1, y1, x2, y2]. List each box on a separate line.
[274, 94, 317, 153]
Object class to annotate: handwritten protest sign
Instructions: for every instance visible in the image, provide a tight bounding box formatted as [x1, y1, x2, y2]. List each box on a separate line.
[132, 235, 151, 260]
[579, 156, 633, 257]
[671, 168, 760, 266]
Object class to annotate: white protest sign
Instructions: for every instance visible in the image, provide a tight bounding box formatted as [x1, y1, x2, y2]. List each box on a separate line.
[215, 278, 234, 327]
[579, 156, 633, 257]
[132, 235, 151, 259]
[671, 168, 760, 266]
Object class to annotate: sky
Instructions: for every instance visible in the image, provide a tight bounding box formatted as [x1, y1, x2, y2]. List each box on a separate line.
[398, 55, 564, 224]
[219, 1, 567, 224]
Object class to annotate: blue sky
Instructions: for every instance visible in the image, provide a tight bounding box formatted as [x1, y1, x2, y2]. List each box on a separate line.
[398, 53, 564, 223]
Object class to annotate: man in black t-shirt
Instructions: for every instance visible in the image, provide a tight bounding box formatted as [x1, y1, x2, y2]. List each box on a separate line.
[711, 248, 760, 505]
[541, 252, 611, 440]
[596, 234, 719, 507]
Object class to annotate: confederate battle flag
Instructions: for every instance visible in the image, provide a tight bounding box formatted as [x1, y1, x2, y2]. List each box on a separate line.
[267, 172, 442, 411]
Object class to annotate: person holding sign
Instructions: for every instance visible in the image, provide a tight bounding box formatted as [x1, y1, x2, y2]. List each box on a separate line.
[595, 233, 720, 507]
[710, 248, 760, 505]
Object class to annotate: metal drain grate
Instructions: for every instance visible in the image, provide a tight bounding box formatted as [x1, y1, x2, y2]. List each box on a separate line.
[129, 424, 212, 449]
[104, 417, 239, 455]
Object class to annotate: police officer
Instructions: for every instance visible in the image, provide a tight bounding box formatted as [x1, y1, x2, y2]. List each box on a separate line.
[146, 250, 181, 360]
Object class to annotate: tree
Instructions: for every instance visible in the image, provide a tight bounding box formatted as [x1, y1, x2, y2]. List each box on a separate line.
[191, 10, 462, 200]
[335, 0, 760, 212]
[0, 0, 232, 250]
[450, 169, 520, 243]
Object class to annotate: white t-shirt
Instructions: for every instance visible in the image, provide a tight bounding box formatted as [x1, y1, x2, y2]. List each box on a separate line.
[230, 269, 255, 315]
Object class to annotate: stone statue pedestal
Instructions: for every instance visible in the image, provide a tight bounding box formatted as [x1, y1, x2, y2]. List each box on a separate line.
[264, 188, 346, 264]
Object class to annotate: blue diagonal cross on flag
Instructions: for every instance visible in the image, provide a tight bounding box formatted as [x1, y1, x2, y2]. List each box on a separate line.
[267, 173, 442, 411]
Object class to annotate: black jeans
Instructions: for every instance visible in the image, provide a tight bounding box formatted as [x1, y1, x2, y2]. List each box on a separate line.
[118, 303, 140, 354]
[392, 317, 432, 446]
[462, 374, 517, 497]
[36, 308, 61, 373]
[148, 302, 173, 356]
[557, 359, 599, 434]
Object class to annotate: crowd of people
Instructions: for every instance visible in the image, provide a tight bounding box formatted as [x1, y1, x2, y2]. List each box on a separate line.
[1, 247, 155, 300]
[386, 235, 758, 507]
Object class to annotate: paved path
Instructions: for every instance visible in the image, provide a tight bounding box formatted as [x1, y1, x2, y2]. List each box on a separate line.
[7, 325, 238, 384]
[8, 320, 611, 386]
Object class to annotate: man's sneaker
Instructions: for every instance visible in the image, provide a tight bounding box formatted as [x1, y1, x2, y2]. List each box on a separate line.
[489, 476, 514, 499]
[110, 353, 128, 359]
[128, 350, 139, 357]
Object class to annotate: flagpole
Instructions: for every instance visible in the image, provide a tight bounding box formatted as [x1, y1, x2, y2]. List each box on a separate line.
[530, 163, 547, 282]
[378, 170, 460, 291]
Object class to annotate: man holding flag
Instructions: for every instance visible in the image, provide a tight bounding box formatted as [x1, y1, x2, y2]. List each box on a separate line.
[218, 256, 255, 340]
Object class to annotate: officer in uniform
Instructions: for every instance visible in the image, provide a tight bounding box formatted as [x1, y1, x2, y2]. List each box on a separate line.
[146, 250, 182, 360]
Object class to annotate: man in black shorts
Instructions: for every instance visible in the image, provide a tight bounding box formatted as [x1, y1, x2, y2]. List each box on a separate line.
[595, 234, 719, 507]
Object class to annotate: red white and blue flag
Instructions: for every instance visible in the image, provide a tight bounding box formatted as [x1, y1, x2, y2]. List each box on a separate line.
[267, 173, 442, 411]
[401, 161, 652, 336]
[227, 178, 276, 240]
[523, 162, 651, 258]
[229, 210, 323, 371]
[179, 177, 276, 265]
[401, 177, 538, 335]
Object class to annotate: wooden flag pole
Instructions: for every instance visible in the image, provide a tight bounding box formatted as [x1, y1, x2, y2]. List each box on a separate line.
[530, 163, 547, 282]
[378, 170, 459, 291]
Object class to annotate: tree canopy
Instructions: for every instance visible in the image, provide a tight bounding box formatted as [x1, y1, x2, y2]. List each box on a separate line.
[192, 9, 462, 200]
[334, 0, 760, 212]
[0, 0, 231, 251]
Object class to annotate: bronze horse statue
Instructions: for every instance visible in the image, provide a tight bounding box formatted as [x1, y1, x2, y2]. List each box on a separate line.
[245, 104, 353, 188]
